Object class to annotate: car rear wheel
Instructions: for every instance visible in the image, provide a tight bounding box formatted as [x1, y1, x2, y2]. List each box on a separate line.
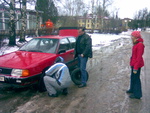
[71, 68, 89, 85]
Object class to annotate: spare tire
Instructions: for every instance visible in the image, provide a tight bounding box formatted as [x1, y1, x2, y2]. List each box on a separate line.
[71, 68, 89, 85]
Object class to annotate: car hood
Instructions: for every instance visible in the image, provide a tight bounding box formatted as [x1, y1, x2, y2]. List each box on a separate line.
[0, 51, 56, 69]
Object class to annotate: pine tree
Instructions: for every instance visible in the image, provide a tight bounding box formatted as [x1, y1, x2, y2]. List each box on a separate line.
[35, 0, 58, 23]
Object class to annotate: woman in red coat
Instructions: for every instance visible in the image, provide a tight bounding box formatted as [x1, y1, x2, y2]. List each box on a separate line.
[126, 31, 145, 99]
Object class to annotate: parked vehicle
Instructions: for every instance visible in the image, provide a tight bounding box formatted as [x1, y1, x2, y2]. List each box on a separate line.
[0, 27, 79, 91]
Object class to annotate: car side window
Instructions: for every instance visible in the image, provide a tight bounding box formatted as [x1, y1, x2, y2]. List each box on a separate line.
[68, 37, 76, 49]
[20, 38, 39, 50]
[59, 38, 70, 51]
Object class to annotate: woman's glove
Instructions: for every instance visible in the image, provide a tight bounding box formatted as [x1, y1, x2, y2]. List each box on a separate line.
[133, 69, 138, 74]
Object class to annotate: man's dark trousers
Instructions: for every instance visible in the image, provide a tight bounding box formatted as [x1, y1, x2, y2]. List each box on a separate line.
[78, 55, 88, 85]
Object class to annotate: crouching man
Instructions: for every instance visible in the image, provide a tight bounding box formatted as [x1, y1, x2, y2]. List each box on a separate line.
[44, 56, 72, 97]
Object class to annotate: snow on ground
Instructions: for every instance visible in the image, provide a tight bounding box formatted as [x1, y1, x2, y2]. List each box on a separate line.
[0, 32, 131, 56]
[89, 33, 130, 50]
[0, 37, 32, 56]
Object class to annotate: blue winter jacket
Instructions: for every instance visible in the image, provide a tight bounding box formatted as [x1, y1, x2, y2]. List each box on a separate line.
[45, 63, 71, 86]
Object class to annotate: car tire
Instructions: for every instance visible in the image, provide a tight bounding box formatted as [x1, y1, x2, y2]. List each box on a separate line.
[38, 72, 47, 92]
[71, 68, 89, 85]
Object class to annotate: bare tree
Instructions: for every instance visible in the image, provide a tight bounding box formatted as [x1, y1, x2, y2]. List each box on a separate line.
[0, 0, 35, 45]
[1, 0, 17, 46]
[19, 0, 36, 41]
[101, 0, 113, 32]
[19, 0, 27, 42]
[91, 0, 95, 33]
[133, 8, 149, 29]
[89, 0, 111, 32]
[56, 0, 87, 16]
[54, 0, 87, 27]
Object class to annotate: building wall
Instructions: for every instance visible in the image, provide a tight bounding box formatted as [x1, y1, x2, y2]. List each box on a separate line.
[78, 16, 132, 31]
[122, 18, 132, 30]
[78, 17, 106, 31]
[78, 18, 99, 30]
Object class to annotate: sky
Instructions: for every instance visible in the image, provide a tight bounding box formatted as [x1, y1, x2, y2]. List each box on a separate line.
[27, 0, 150, 19]
[110, 0, 150, 19]
[58, 0, 150, 19]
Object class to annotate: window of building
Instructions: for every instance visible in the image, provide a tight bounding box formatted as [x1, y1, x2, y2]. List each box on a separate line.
[96, 24, 99, 28]
[5, 19, 9, 29]
[0, 13, 3, 29]
[0, 13, 2, 18]
[0, 19, 3, 29]
[18, 14, 22, 30]
[4, 13, 9, 18]
[28, 15, 37, 29]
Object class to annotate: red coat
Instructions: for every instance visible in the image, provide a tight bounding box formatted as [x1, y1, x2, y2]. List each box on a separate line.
[130, 38, 145, 70]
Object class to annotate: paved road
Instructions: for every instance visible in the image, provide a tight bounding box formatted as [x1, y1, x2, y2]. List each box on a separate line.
[140, 32, 150, 113]
[124, 32, 150, 113]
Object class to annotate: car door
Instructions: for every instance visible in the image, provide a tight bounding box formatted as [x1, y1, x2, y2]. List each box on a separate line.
[67, 36, 76, 58]
[67, 37, 77, 68]
[58, 38, 73, 64]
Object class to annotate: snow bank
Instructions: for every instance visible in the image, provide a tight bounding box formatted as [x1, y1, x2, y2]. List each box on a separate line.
[90, 33, 130, 51]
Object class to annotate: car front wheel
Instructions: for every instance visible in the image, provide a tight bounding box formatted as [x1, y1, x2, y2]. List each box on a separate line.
[38, 72, 47, 92]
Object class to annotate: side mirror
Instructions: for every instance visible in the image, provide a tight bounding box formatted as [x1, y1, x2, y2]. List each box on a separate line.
[58, 49, 66, 54]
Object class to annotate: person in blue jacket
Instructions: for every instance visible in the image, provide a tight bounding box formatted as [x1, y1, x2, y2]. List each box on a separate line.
[44, 56, 72, 97]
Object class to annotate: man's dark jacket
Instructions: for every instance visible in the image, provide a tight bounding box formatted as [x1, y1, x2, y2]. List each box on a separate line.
[74, 33, 93, 58]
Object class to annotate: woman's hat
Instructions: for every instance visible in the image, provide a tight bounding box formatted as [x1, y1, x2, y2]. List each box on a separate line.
[131, 31, 141, 38]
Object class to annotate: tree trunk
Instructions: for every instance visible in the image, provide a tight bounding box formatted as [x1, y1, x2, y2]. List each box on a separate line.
[91, 0, 95, 33]
[19, 0, 27, 42]
[101, 0, 105, 33]
[35, 11, 39, 36]
[9, 0, 16, 46]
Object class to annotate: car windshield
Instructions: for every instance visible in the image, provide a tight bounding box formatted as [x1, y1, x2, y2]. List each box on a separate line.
[19, 38, 59, 53]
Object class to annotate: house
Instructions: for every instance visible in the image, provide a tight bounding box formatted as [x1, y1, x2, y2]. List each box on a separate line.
[0, 4, 43, 30]
[121, 18, 132, 30]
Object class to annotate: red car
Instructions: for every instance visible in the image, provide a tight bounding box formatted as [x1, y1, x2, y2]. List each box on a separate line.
[0, 27, 78, 91]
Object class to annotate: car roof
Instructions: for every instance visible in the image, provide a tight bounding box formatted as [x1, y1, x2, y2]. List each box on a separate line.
[35, 35, 75, 39]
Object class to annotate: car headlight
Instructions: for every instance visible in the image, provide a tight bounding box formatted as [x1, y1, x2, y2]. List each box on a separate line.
[11, 69, 29, 77]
